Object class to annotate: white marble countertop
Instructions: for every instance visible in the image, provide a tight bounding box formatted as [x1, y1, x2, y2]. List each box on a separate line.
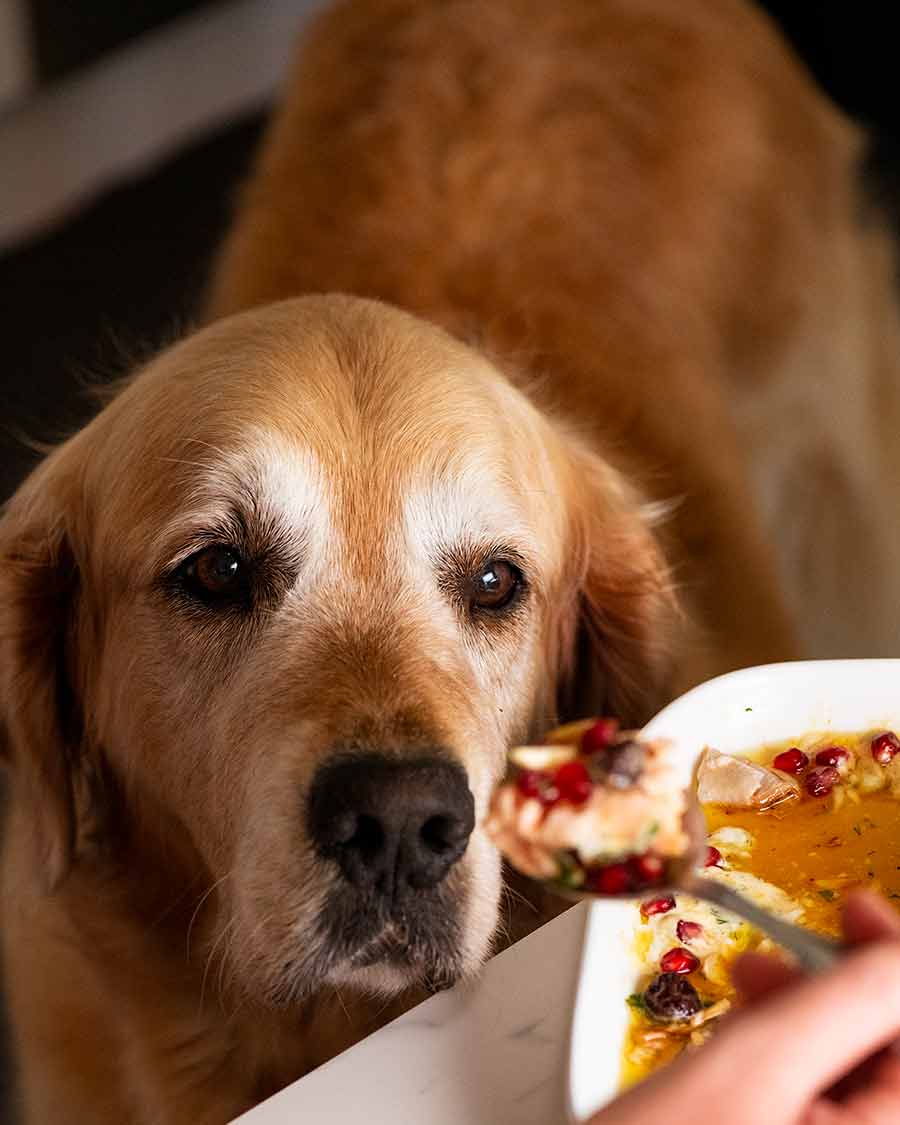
[235, 903, 590, 1124]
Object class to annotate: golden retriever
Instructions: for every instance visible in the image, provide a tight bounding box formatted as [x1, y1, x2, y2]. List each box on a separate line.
[2, 0, 899, 1121]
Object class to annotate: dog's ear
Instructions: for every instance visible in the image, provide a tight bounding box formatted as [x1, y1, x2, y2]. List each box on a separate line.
[0, 452, 87, 888]
[553, 446, 679, 728]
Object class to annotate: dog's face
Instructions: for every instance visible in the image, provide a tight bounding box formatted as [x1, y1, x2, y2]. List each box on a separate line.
[0, 297, 672, 1004]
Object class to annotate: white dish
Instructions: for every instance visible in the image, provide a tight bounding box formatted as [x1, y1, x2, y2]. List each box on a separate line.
[566, 658, 900, 1122]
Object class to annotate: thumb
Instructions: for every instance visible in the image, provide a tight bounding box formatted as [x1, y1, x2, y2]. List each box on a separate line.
[842, 889, 900, 944]
[710, 939, 900, 1119]
[731, 950, 800, 1005]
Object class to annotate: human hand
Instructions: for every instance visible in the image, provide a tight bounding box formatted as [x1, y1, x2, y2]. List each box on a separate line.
[587, 890, 900, 1125]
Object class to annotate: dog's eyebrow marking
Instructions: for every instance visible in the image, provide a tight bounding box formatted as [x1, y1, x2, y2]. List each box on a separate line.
[401, 466, 542, 573]
[155, 434, 332, 579]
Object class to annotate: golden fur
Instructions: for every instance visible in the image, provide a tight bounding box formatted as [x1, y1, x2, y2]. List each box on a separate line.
[2, 0, 899, 1121]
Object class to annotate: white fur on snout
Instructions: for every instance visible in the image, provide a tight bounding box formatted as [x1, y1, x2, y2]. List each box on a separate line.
[459, 829, 505, 972]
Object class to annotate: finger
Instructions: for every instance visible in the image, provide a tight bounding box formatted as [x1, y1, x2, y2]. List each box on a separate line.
[702, 939, 900, 1119]
[731, 950, 800, 1004]
[733, 892, 900, 1005]
[826, 1047, 897, 1103]
[840, 1053, 900, 1122]
[800, 1102, 849, 1125]
[843, 889, 900, 945]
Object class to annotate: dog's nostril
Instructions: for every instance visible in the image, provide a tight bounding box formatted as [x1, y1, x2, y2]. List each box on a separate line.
[347, 814, 384, 859]
[420, 814, 457, 855]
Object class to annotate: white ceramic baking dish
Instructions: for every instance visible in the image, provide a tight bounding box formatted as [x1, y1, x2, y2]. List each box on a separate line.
[567, 659, 900, 1121]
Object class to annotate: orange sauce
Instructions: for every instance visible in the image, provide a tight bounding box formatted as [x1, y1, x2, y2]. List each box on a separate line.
[621, 730, 900, 1087]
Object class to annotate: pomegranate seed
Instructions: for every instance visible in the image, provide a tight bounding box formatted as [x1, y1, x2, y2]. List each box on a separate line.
[516, 770, 559, 806]
[553, 760, 593, 805]
[586, 862, 633, 895]
[805, 765, 840, 798]
[640, 894, 676, 919]
[676, 919, 704, 943]
[815, 747, 850, 771]
[660, 947, 700, 974]
[630, 852, 665, 887]
[705, 846, 722, 868]
[516, 770, 544, 799]
[772, 747, 809, 775]
[871, 731, 900, 765]
[581, 717, 619, 754]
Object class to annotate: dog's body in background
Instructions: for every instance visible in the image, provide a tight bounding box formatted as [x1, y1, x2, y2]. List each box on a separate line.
[2, 1, 899, 1122]
[209, 0, 900, 665]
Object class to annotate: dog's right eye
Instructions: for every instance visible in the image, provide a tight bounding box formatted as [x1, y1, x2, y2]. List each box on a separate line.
[177, 545, 247, 603]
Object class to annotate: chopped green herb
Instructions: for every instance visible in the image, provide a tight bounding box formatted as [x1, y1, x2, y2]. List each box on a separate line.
[744, 707, 753, 712]
[627, 993, 649, 1014]
[818, 889, 837, 902]
[550, 850, 586, 891]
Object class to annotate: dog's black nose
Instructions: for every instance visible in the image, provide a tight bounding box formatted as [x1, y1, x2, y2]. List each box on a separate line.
[308, 754, 475, 896]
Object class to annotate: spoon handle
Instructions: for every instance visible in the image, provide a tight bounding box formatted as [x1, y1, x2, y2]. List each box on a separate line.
[691, 877, 843, 973]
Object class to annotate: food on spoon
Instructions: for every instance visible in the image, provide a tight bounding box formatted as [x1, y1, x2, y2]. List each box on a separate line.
[484, 717, 689, 892]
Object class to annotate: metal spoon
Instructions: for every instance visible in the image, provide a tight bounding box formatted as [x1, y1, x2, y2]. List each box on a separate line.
[554, 787, 843, 973]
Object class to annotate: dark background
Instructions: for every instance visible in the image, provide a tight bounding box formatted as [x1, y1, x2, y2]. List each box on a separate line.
[27, 0, 220, 81]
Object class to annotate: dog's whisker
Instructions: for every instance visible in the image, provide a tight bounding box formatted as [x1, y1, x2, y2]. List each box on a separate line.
[370, 991, 401, 1022]
[145, 873, 205, 934]
[333, 985, 352, 1025]
[186, 872, 232, 962]
[501, 881, 539, 915]
[199, 914, 238, 1015]
[216, 920, 242, 1015]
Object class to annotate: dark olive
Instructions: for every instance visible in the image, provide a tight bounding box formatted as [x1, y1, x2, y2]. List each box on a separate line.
[587, 740, 646, 789]
[643, 972, 702, 1022]
[606, 741, 647, 788]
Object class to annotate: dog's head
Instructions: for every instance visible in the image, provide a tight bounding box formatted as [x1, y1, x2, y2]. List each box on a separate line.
[0, 296, 674, 1003]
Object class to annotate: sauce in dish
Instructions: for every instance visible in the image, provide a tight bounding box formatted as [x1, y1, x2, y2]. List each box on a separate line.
[622, 729, 900, 1086]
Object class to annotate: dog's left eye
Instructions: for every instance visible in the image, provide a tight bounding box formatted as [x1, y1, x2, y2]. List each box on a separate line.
[178, 545, 247, 603]
[470, 559, 522, 611]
